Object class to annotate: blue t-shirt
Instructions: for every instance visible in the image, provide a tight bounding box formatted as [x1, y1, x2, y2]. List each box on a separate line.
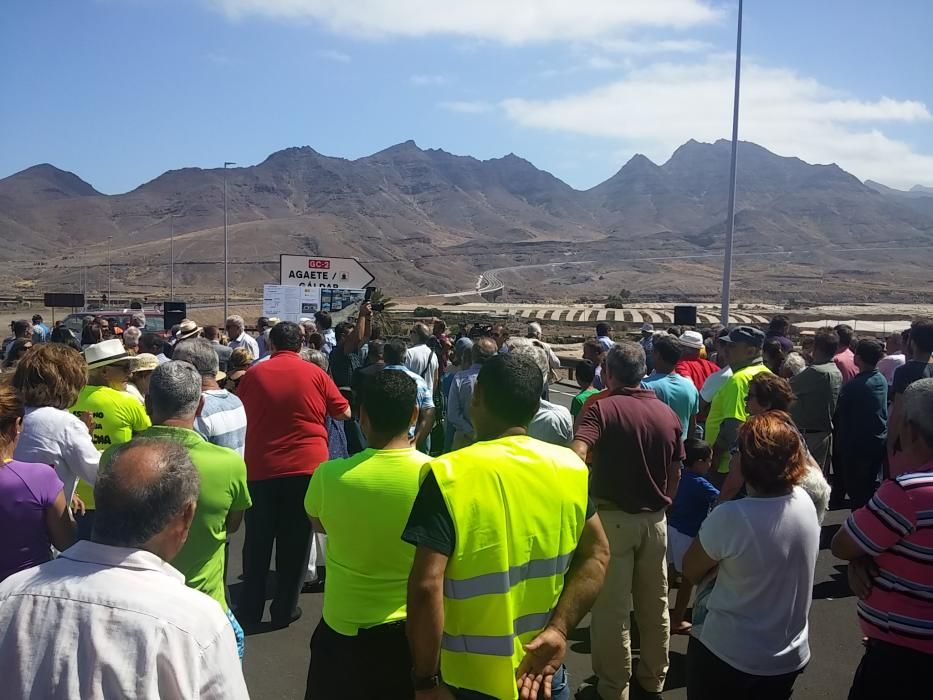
[642, 371, 699, 440]
[669, 470, 719, 537]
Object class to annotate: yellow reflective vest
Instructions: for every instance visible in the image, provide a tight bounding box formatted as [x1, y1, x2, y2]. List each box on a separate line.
[426, 434, 589, 699]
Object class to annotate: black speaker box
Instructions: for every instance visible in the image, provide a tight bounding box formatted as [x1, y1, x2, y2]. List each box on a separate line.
[674, 305, 698, 326]
[163, 301, 187, 330]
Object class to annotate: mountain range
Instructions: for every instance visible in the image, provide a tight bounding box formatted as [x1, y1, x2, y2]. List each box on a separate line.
[1, 139, 931, 301]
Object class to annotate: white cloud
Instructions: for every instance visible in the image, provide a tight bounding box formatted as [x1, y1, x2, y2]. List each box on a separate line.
[208, 0, 720, 43]
[439, 100, 494, 114]
[501, 57, 933, 188]
[410, 74, 449, 86]
[595, 37, 712, 55]
[206, 51, 232, 65]
[315, 48, 350, 62]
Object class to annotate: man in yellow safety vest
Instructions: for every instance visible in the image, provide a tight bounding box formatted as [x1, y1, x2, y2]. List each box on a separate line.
[404, 353, 610, 699]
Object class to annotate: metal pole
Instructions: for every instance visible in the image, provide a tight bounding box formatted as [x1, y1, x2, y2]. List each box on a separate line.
[170, 215, 176, 300]
[719, 0, 743, 326]
[107, 236, 112, 301]
[223, 161, 235, 321]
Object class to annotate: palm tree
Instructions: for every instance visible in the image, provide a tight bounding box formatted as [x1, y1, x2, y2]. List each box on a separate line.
[369, 288, 398, 335]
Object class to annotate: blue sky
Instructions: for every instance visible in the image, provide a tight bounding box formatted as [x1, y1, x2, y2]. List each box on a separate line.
[2, 0, 931, 193]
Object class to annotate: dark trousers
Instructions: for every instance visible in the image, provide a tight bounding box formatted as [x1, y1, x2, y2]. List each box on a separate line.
[848, 638, 932, 699]
[343, 418, 367, 455]
[306, 619, 413, 699]
[239, 475, 312, 627]
[687, 637, 804, 700]
[834, 445, 884, 509]
[75, 510, 96, 541]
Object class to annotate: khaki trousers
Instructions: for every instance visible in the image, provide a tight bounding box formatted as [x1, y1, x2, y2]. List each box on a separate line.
[591, 507, 670, 700]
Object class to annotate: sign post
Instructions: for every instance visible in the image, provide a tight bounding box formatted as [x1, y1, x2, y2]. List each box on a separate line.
[280, 255, 374, 289]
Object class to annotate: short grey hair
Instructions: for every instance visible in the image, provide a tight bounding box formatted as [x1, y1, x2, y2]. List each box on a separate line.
[130, 313, 146, 328]
[123, 326, 141, 348]
[903, 378, 933, 445]
[605, 342, 647, 387]
[782, 352, 807, 377]
[225, 315, 245, 331]
[410, 323, 431, 344]
[509, 340, 548, 382]
[527, 322, 542, 338]
[93, 438, 200, 548]
[148, 361, 202, 421]
[171, 337, 219, 377]
[301, 347, 329, 371]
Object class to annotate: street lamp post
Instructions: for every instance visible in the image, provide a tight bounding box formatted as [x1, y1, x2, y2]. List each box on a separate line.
[223, 161, 236, 321]
[107, 236, 113, 302]
[170, 213, 182, 300]
[720, 0, 744, 326]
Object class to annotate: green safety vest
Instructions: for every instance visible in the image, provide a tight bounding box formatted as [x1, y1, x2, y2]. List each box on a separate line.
[428, 434, 589, 699]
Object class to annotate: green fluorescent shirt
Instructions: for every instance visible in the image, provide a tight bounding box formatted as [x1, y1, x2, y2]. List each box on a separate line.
[71, 384, 151, 509]
[101, 425, 252, 610]
[705, 363, 771, 473]
[305, 447, 427, 636]
[571, 388, 600, 417]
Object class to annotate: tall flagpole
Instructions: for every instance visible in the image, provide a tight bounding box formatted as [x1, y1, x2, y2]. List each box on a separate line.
[720, 0, 744, 326]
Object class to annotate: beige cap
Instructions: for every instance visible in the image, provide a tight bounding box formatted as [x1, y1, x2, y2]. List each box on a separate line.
[132, 353, 160, 373]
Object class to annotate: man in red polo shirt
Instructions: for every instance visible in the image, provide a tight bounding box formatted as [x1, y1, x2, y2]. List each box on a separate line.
[237, 321, 350, 631]
[675, 331, 720, 393]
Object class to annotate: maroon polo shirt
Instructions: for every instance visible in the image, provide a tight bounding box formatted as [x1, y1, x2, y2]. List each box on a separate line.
[574, 386, 685, 514]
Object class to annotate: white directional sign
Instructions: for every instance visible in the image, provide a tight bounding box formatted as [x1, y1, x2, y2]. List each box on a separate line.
[280, 254, 374, 289]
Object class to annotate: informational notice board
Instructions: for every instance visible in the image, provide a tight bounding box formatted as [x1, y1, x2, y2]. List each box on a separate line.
[262, 285, 322, 323]
[263, 285, 370, 322]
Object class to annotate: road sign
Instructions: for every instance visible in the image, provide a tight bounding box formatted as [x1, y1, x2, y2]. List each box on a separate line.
[279, 254, 374, 289]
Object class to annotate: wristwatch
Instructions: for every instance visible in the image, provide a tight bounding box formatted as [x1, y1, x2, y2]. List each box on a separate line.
[411, 672, 441, 690]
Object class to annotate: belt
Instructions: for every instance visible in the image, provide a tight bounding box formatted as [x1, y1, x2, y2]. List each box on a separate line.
[594, 498, 663, 515]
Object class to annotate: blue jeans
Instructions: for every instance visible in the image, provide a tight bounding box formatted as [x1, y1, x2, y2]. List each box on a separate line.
[226, 608, 245, 660]
[451, 665, 569, 700]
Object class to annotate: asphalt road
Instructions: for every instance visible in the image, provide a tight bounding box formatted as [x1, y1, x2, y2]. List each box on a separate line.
[230, 381, 865, 699]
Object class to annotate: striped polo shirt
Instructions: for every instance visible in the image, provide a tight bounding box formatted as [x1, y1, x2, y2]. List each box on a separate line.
[843, 466, 933, 654]
[194, 390, 247, 457]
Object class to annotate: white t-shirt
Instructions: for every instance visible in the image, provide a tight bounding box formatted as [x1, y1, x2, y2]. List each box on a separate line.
[405, 344, 439, 395]
[700, 365, 733, 403]
[877, 352, 906, 386]
[14, 406, 102, 502]
[696, 487, 819, 676]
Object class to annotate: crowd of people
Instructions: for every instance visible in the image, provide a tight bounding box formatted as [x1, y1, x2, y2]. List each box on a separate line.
[0, 304, 931, 699]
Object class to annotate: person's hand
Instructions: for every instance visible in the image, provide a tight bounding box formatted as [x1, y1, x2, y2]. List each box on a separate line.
[359, 301, 373, 318]
[71, 493, 86, 516]
[415, 685, 456, 700]
[847, 557, 879, 600]
[80, 411, 95, 435]
[516, 625, 567, 700]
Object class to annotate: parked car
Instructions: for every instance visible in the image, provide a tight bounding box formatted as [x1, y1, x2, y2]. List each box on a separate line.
[62, 309, 169, 338]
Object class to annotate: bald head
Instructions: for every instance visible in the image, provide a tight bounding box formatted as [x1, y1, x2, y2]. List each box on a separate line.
[92, 438, 200, 554]
[472, 336, 498, 365]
